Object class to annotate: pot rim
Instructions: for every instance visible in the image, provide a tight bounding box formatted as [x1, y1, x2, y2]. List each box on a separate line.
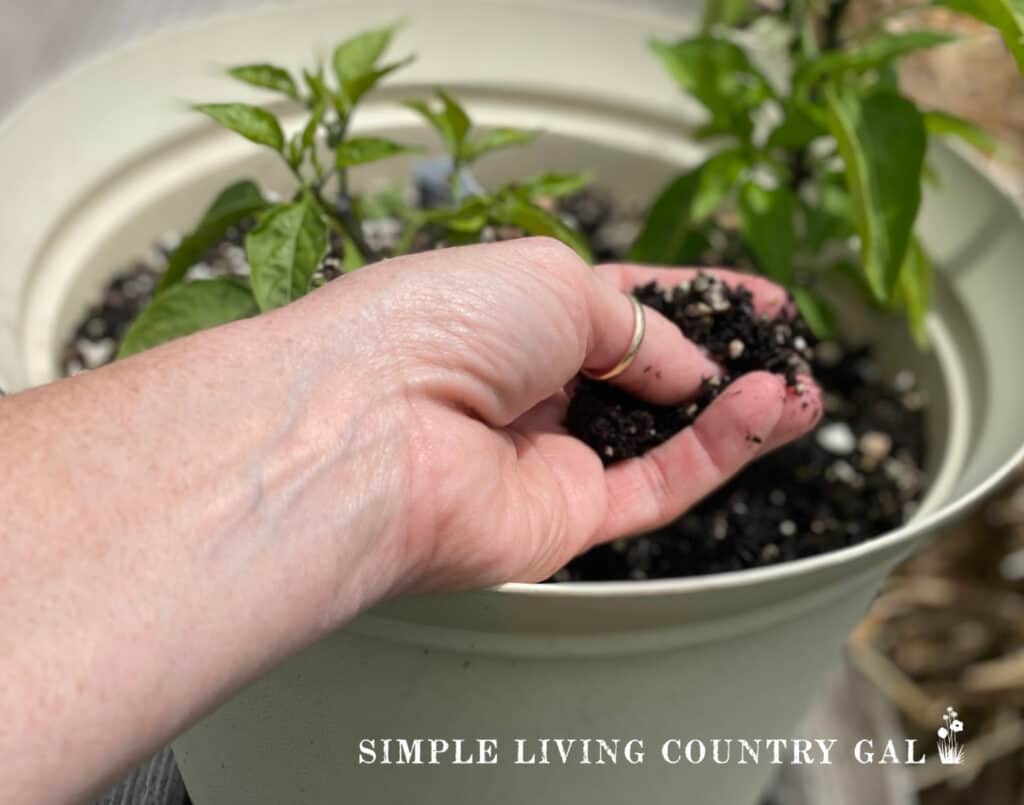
[1, 0, 1019, 600]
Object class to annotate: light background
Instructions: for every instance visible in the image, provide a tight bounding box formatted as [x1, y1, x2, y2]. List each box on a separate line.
[0, 0, 682, 114]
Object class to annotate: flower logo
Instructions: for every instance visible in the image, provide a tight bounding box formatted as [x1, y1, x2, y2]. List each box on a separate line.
[936, 707, 965, 765]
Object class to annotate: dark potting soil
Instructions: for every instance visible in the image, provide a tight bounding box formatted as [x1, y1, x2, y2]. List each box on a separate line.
[60, 188, 927, 581]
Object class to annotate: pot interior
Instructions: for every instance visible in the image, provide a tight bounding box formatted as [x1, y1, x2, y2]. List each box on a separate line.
[20, 92, 966, 517]
[2, 0, 1020, 609]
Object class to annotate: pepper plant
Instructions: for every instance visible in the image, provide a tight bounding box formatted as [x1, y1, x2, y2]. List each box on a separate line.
[630, 0, 1017, 344]
[119, 23, 591, 357]
[120, 3, 1023, 358]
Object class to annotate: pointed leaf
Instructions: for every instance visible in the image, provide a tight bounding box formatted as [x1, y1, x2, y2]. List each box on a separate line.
[702, 0, 752, 29]
[156, 180, 269, 294]
[650, 36, 774, 139]
[405, 91, 473, 157]
[791, 287, 837, 339]
[118, 276, 260, 358]
[333, 24, 400, 82]
[797, 31, 958, 87]
[628, 149, 743, 264]
[342, 235, 366, 272]
[513, 172, 594, 200]
[194, 103, 285, 151]
[335, 137, 418, 168]
[493, 195, 593, 262]
[439, 91, 471, 150]
[463, 128, 539, 161]
[341, 56, 414, 110]
[418, 197, 491, 233]
[246, 197, 329, 311]
[924, 110, 997, 154]
[628, 170, 705, 264]
[825, 87, 926, 301]
[690, 148, 745, 221]
[804, 172, 855, 253]
[766, 101, 827, 148]
[895, 236, 933, 348]
[737, 181, 797, 285]
[227, 64, 300, 100]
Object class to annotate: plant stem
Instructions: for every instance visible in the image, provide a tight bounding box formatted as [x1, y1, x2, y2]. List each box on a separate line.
[327, 196, 377, 263]
[822, 0, 850, 50]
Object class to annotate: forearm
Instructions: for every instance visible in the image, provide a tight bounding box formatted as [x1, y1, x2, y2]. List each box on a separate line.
[0, 299, 409, 803]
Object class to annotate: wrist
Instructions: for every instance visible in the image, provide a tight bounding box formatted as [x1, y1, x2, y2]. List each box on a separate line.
[241, 295, 421, 630]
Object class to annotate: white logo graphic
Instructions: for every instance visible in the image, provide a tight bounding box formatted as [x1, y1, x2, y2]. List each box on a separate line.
[936, 707, 965, 765]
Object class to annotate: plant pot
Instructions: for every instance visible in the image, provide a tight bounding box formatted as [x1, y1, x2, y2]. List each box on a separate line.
[2, 2, 1022, 803]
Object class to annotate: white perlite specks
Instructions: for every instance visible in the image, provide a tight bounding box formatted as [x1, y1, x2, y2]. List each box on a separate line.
[816, 422, 856, 455]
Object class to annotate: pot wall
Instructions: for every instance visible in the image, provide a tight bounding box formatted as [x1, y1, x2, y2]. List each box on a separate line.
[174, 568, 885, 805]
[2, 2, 1024, 804]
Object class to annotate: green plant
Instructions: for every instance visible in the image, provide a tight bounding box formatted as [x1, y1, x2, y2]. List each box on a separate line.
[630, 0, 1016, 345]
[120, 5, 1023, 359]
[399, 89, 593, 258]
[119, 23, 589, 357]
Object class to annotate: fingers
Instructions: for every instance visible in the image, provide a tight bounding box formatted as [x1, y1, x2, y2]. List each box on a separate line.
[595, 264, 790, 318]
[596, 371, 822, 543]
[582, 272, 721, 405]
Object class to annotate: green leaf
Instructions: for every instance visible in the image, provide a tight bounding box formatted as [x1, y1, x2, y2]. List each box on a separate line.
[924, 110, 997, 154]
[737, 181, 797, 285]
[825, 87, 926, 301]
[227, 64, 300, 101]
[628, 149, 744, 264]
[463, 128, 539, 161]
[194, 103, 285, 151]
[156, 180, 269, 294]
[796, 31, 957, 87]
[245, 196, 329, 311]
[493, 195, 593, 262]
[340, 56, 415, 110]
[357, 184, 410, 220]
[304, 68, 331, 106]
[804, 172, 855, 253]
[335, 137, 418, 168]
[702, 0, 752, 30]
[332, 24, 410, 109]
[628, 169, 705, 264]
[333, 24, 399, 83]
[118, 276, 260, 358]
[404, 91, 474, 158]
[690, 148, 745, 221]
[302, 99, 326, 152]
[418, 197, 491, 233]
[938, 0, 1024, 73]
[650, 36, 774, 140]
[512, 172, 594, 200]
[791, 287, 837, 339]
[342, 235, 366, 272]
[438, 91, 471, 152]
[894, 236, 933, 348]
[767, 101, 827, 149]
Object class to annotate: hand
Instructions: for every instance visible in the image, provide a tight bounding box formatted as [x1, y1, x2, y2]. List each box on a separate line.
[0, 237, 822, 802]
[292, 237, 823, 595]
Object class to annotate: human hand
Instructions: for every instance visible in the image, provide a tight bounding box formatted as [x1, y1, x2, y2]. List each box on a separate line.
[0, 237, 822, 802]
[287, 237, 823, 599]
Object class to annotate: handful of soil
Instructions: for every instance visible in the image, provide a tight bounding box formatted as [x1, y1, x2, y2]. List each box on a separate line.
[565, 272, 815, 464]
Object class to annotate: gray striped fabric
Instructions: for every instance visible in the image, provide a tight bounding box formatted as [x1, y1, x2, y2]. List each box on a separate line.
[94, 748, 187, 805]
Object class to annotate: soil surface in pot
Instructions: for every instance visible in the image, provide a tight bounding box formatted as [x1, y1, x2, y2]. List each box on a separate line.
[60, 188, 927, 581]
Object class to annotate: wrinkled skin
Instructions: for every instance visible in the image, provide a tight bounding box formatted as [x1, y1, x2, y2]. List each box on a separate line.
[0, 238, 820, 803]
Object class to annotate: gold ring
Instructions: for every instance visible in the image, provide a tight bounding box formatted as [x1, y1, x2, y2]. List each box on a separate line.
[582, 295, 646, 381]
